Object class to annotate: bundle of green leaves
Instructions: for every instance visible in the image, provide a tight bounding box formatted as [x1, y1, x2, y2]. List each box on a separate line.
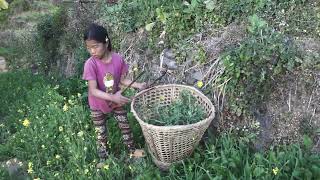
[138, 90, 206, 126]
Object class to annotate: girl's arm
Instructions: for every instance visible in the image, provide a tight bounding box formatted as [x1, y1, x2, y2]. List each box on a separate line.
[120, 78, 139, 88]
[88, 80, 130, 105]
[88, 80, 114, 101]
[120, 75, 146, 89]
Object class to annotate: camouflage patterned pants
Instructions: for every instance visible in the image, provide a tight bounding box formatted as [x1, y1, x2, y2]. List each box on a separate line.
[90, 108, 135, 160]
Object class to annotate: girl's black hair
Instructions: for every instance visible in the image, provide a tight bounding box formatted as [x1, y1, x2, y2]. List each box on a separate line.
[84, 23, 112, 51]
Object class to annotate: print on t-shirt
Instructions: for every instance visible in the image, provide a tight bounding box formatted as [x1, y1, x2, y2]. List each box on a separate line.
[103, 72, 114, 93]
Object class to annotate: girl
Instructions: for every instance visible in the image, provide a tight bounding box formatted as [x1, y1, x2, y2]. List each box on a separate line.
[82, 23, 146, 168]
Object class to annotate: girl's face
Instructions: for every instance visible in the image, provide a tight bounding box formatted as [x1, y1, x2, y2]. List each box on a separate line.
[85, 40, 108, 59]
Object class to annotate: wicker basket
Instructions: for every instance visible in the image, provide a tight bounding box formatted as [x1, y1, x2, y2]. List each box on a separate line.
[131, 84, 215, 170]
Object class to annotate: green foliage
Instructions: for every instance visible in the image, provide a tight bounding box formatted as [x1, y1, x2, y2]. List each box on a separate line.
[0, 71, 158, 179]
[215, 0, 268, 23]
[101, 1, 316, 75]
[98, 0, 319, 63]
[168, 133, 320, 179]
[34, 7, 67, 74]
[54, 76, 88, 106]
[156, 0, 222, 46]
[0, 71, 47, 156]
[260, 0, 319, 38]
[74, 45, 90, 77]
[9, 0, 31, 11]
[0, 0, 32, 27]
[1, 1, 320, 178]
[100, 0, 222, 49]
[174, 43, 208, 64]
[0, 166, 9, 179]
[0, 70, 46, 119]
[1, 71, 319, 178]
[138, 90, 206, 126]
[0, 8, 8, 24]
[221, 15, 300, 115]
[0, 47, 17, 59]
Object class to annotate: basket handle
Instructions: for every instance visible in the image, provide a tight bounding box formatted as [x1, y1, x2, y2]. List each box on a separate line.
[147, 68, 167, 88]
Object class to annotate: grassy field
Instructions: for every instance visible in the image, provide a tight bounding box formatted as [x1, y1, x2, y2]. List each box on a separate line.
[0, 71, 319, 179]
[1, 0, 320, 179]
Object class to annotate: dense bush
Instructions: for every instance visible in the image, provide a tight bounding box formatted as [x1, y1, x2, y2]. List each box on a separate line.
[220, 15, 300, 116]
[34, 7, 67, 75]
[99, 0, 319, 51]
[0, 0, 32, 27]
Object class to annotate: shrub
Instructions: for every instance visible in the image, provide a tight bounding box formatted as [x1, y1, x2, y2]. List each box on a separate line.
[220, 15, 300, 116]
[34, 7, 67, 75]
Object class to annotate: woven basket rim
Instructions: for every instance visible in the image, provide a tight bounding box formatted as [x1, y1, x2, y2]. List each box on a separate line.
[130, 84, 215, 130]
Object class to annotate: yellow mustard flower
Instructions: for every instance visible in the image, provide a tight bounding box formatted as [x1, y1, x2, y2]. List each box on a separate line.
[46, 161, 51, 165]
[55, 155, 61, 159]
[77, 131, 84, 137]
[27, 162, 33, 174]
[272, 167, 279, 175]
[63, 104, 68, 112]
[103, 164, 109, 170]
[27, 168, 33, 174]
[41, 145, 45, 149]
[197, 81, 204, 88]
[0, 0, 9, 10]
[77, 93, 81, 98]
[34, 178, 41, 180]
[68, 99, 74, 105]
[84, 169, 89, 174]
[22, 119, 30, 127]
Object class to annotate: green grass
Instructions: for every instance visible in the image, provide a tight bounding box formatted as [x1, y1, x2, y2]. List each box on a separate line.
[0, 71, 319, 179]
[0, 1, 319, 179]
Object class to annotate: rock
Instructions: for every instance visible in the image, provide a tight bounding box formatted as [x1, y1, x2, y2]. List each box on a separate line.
[1, 158, 28, 180]
[0, 57, 8, 73]
[31, 64, 38, 75]
[312, 136, 320, 154]
[191, 71, 204, 81]
[160, 49, 177, 70]
[202, 37, 222, 52]
[165, 60, 177, 70]
[185, 72, 197, 85]
[163, 48, 175, 59]
[253, 108, 273, 151]
[296, 37, 320, 52]
[184, 55, 193, 67]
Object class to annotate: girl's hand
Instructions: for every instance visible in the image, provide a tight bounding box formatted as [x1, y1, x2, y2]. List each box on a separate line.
[111, 91, 130, 106]
[136, 82, 147, 90]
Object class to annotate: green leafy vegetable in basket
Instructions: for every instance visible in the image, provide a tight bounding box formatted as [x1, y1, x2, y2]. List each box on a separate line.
[138, 90, 206, 126]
